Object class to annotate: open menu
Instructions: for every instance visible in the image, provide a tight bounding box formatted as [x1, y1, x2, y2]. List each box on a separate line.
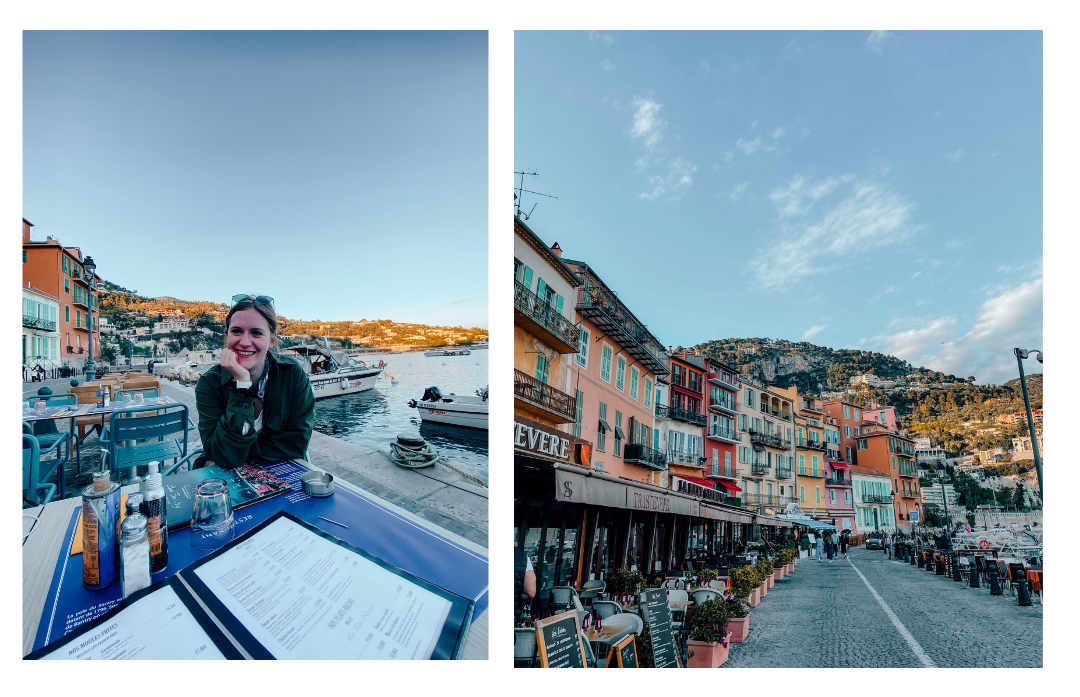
[30, 511, 474, 660]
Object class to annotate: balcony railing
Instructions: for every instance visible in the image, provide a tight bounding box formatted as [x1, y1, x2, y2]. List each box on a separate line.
[576, 284, 668, 375]
[800, 401, 824, 414]
[623, 443, 667, 471]
[775, 467, 793, 479]
[825, 476, 852, 487]
[513, 369, 577, 423]
[667, 450, 702, 467]
[656, 404, 707, 426]
[708, 372, 740, 389]
[705, 464, 736, 479]
[862, 494, 893, 504]
[707, 426, 738, 443]
[709, 397, 738, 413]
[23, 315, 57, 331]
[797, 438, 827, 451]
[743, 494, 798, 508]
[749, 430, 781, 448]
[750, 461, 769, 475]
[514, 280, 580, 353]
[826, 448, 842, 461]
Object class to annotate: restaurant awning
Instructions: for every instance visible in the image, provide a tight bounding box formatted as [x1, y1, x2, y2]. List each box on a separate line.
[700, 504, 754, 524]
[782, 517, 837, 531]
[554, 465, 699, 516]
[679, 476, 716, 489]
[830, 461, 850, 469]
[716, 481, 742, 493]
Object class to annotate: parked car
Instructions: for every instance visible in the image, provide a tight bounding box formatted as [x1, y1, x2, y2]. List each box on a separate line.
[865, 533, 883, 550]
[186, 360, 198, 369]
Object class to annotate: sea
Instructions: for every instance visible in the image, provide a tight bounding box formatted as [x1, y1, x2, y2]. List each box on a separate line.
[311, 349, 489, 480]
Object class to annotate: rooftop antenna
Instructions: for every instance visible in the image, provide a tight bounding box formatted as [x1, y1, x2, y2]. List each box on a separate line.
[515, 170, 557, 220]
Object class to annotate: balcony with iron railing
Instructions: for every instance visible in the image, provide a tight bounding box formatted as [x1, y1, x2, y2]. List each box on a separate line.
[743, 494, 798, 508]
[862, 493, 893, 504]
[774, 467, 793, 478]
[667, 450, 703, 467]
[23, 315, 56, 331]
[708, 371, 740, 390]
[750, 460, 769, 475]
[513, 368, 577, 424]
[575, 284, 668, 375]
[708, 396, 738, 414]
[826, 448, 842, 461]
[796, 438, 827, 451]
[705, 463, 737, 480]
[707, 426, 738, 443]
[513, 280, 580, 353]
[623, 443, 668, 471]
[800, 400, 824, 414]
[656, 403, 707, 426]
[825, 476, 852, 487]
[749, 429, 781, 448]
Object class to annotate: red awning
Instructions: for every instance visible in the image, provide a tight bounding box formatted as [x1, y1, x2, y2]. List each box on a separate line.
[829, 462, 850, 469]
[717, 481, 742, 493]
[679, 476, 717, 488]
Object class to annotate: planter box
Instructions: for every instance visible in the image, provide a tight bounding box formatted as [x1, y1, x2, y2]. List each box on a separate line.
[773, 567, 784, 580]
[687, 633, 732, 668]
[727, 614, 750, 643]
[787, 562, 794, 574]
[749, 586, 761, 607]
[767, 572, 776, 587]
[759, 581, 767, 597]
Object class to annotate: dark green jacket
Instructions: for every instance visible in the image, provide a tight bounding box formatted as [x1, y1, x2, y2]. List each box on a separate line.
[195, 351, 315, 468]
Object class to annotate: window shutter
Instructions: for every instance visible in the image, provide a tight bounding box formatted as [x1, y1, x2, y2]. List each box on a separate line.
[522, 265, 533, 292]
[554, 294, 563, 314]
[536, 277, 548, 304]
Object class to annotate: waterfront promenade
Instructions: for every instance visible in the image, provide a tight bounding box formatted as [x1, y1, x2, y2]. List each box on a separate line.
[724, 546, 1042, 668]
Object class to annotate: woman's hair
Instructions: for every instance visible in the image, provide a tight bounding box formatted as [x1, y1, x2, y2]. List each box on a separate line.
[224, 299, 278, 348]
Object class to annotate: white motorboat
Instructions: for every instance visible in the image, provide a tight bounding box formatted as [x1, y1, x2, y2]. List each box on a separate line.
[283, 340, 385, 400]
[424, 348, 471, 357]
[408, 386, 488, 430]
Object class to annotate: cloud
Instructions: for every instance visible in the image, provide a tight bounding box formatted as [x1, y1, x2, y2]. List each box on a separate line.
[750, 120, 758, 129]
[875, 276, 1043, 383]
[728, 181, 749, 202]
[699, 61, 710, 75]
[735, 136, 780, 156]
[601, 59, 615, 71]
[630, 96, 666, 151]
[771, 127, 786, 140]
[865, 30, 896, 55]
[945, 149, 965, 162]
[945, 239, 962, 250]
[590, 32, 613, 46]
[802, 324, 828, 340]
[639, 157, 696, 202]
[751, 175, 920, 287]
[783, 39, 802, 55]
[722, 151, 734, 162]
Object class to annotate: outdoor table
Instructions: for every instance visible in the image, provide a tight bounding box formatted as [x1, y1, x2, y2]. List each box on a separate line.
[22, 403, 89, 498]
[584, 624, 629, 662]
[22, 459, 488, 659]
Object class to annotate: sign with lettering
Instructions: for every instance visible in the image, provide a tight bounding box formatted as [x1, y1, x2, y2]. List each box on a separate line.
[605, 633, 638, 668]
[534, 610, 587, 668]
[642, 589, 680, 668]
[555, 469, 698, 515]
[672, 476, 724, 504]
[514, 417, 591, 466]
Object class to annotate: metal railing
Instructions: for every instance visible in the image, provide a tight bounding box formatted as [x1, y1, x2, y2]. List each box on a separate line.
[742, 494, 797, 507]
[656, 404, 707, 426]
[749, 429, 781, 448]
[797, 438, 826, 451]
[708, 372, 740, 389]
[623, 443, 667, 471]
[825, 476, 851, 486]
[513, 369, 576, 421]
[576, 284, 668, 375]
[709, 396, 738, 412]
[707, 426, 738, 442]
[514, 280, 580, 350]
[750, 461, 769, 474]
[775, 467, 792, 478]
[706, 464, 736, 479]
[667, 450, 701, 466]
[23, 315, 57, 331]
[862, 493, 893, 504]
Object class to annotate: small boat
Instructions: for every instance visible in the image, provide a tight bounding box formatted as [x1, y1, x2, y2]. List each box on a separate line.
[408, 386, 488, 430]
[425, 348, 471, 357]
[283, 339, 385, 400]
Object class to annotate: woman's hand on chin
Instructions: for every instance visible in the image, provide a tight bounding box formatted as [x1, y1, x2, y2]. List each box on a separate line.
[220, 347, 252, 383]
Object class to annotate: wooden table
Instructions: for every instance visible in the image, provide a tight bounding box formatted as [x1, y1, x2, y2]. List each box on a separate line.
[22, 459, 488, 659]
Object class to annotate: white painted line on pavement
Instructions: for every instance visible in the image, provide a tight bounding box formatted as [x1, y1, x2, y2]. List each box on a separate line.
[847, 556, 937, 668]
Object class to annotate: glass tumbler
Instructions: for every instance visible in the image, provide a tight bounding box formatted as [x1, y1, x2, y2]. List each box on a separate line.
[133, 393, 145, 405]
[190, 478, 235, 551]
[34, 400, 47, 413]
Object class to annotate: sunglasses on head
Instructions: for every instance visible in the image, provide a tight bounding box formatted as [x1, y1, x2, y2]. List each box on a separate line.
[231, 294, 274, 309]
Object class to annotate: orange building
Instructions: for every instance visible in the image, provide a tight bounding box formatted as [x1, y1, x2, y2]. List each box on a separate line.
[22, 219, 102, 369]
[853, 429, 920, 531]
[823, 399, 865, 465]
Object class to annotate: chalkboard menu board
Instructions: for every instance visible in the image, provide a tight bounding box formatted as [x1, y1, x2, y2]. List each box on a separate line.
[643, 589, 680, 668]
[605, 633, 638, 668]
[535, 610, 587, 668]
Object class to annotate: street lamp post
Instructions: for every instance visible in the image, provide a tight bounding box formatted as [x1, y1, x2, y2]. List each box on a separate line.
[82, 256, 97, 381]
[1013, 348, 1043, 498]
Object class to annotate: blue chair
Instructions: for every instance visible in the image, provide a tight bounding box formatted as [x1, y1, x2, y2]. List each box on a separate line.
[21, 401, 73, 496]
[23, 434, 57, 507]
[24, 393, 77, 447]
[100, 403, 202, 481]
[114, 387, 160, 401]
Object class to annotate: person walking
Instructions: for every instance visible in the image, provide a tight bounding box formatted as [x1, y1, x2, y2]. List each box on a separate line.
[884, 531, 892, 558]
[815, 533, 825, 562]
[839, 531, 849, 558]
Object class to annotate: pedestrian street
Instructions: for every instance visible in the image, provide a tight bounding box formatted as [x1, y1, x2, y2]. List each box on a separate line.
[723, 547, 1042, 668]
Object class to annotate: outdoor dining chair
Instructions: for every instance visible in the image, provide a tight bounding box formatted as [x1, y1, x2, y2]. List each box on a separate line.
[550, 586, 575, 615]
[666, 589, 690, 630]
[514, 627, 538, 667]
[578, 579, 606, 606]
[691, 588, 721, 605]
[579, 628, 598, 668]
[592, 600, 621, 620]
[99, 403, 202, 484]
[23, 434, 56, 508]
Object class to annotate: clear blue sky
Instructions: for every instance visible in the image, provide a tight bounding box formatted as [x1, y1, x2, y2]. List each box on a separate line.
[25, 31, 488, 328]
[516, 31, 1042, 384]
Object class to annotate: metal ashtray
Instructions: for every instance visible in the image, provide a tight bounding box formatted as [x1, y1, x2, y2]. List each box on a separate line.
[301, 471, 335, 497]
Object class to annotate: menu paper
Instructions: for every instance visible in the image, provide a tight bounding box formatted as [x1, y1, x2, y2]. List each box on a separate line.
[192, 516, 452, 659]
[39, 584, 225, 660]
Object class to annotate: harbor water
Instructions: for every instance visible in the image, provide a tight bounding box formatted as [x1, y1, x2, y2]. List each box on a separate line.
[312, 350, 488, 480]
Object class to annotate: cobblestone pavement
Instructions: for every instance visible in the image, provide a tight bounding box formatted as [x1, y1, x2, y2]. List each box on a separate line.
[724, 547, 1042, 668]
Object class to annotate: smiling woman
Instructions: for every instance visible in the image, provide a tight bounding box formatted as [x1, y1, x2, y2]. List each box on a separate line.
[194, 295, 315, 468]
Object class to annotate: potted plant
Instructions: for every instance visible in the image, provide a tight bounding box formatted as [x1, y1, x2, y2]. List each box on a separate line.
[609, 568, 646, 597]
[729, 565, 759, 607]
[685, 597, 734, 668]
[721, 589, 752, 643]
[756, 557, 774, 594]
[772, 555, 785, 580]
[696, 567, 719, 589]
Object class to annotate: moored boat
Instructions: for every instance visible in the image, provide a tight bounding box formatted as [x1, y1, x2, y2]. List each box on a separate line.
[408, 386, 488, 430]
[424, 348, 472, 357]
[282, 340, 385, 400]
